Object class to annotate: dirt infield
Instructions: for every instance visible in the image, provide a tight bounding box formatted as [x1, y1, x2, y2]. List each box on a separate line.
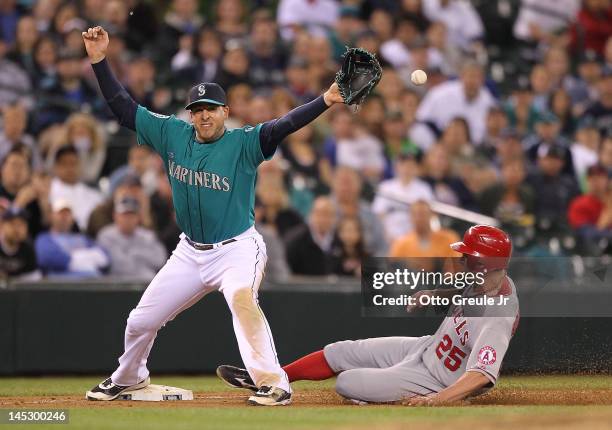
[2, 387, 612, 409]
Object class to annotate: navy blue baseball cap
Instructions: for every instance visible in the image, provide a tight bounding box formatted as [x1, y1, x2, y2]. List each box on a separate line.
[185, 83, 227, 110]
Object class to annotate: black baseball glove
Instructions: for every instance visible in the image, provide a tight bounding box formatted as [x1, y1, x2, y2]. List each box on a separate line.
[335, 47, 383, 106]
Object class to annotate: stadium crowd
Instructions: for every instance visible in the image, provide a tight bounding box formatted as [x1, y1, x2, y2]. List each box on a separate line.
[0, 0, 611, 282]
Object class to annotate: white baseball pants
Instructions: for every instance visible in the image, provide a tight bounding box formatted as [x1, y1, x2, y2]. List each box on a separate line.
[110, 226, 290, 392]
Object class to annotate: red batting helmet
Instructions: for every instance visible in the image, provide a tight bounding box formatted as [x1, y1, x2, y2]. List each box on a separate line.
[450, 225, 512, 272]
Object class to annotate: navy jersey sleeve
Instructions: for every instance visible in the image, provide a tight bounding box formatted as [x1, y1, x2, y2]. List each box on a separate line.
[259, 95, 329, 158]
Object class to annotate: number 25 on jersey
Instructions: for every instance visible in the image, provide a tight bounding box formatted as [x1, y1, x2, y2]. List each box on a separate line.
[436, 334, 466, 371]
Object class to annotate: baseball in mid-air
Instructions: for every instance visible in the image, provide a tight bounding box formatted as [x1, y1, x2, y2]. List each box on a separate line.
[411, 69, 428, 85]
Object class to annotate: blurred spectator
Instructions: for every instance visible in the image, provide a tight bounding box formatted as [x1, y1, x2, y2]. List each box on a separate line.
[37, 49, 102, 130]
[379, 18, 422, 69]
[480, 106, 509, 155]
[584, 68, 612, 135]
[0, 207, 40, 281]
[416, 62, 495, 145]
[247, 14, 288, 89]
[172, 28, 222, 83]
[254, 200, 291, 281]
[277, 0, 339, 41]
[600, 136, 612, 174]
[376, 69, 405, 112]
[568, 50, 603, 112]
[549, 88, 576, 137]
[123, 1, 159, 53]
[0, 148, 49, 237]
[527, 145, 580, 236]
[529, 64, 553, 112]
[0, 39, 31, 106]
[329, 216, 368, 277]
[323, 108, 385, 181]
[504, 79, 539, 136]
[7, 15, 39, 78]
[389, 200, 460, 257]
[479, 158, 536, 229]
[570, 0, 612, 56]
[158, 0, 203, 60]
[357, 95, 386, 139]
[285, 195, 336, 275]
[400, 0, 430, 33]
[513, 0, 579, 48]
[246, 95, 274, 126]
[35, 199, 109, 278]
[100, 0, 129, 36]
[525, 112, 575, 177]
[570, 119, 601, 183]
[328, 6, 362, 61]
[225, 83, 252, 127]
[83, 0, 105, 25]
[568, 164, 612, 253]
[50, 2, 78, 36]
[285, 57, 316, 104]
[332, 167, 387, 256]
[32, 0, 57, 33]
[372, 149, 434, 240]
[108, 144, 156, 196]
[31, 35, 58, 89]
[149, 166, 181, 254]
[0, 103, 39, 167]
[216, 43, 251, 91]
[280, 124, 331, 215]
[49, 145, 103, 231]
[87, 174, 153, 239]
[422, 143, 476, 210]
[543, 47, 572, 95]
[367, 8, 394, 44]
[439, 117, 487, 185]
[422, 0, 485, 55]
[97, 196, 167, 280]
[255, 166, 304, 239]
[0, 0, 23, 46]
[215, 0, 248, 41]
[44, 113, 107, 185]
[485, 129, 527, 173]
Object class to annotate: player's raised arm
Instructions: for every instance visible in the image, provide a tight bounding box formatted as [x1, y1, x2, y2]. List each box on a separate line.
[258, 83, 344, 158]
[82, 26, 137, 131]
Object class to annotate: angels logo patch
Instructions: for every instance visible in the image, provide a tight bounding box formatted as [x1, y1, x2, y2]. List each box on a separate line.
[478, 346, 496, 366]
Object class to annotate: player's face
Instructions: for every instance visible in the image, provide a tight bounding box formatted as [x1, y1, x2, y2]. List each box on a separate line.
[190, 104, 229, 142]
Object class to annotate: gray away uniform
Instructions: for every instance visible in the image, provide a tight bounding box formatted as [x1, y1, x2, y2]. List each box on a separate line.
[324, 277, 520, 403]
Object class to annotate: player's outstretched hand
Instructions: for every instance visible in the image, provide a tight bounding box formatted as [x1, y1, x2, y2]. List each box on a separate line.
[403, 395, 435, 406]
[323, 83, 344, 106]
[82, 26, 109, 64]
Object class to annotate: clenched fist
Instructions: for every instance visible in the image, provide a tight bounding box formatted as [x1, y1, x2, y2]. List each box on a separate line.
[82, 26, 109, 64]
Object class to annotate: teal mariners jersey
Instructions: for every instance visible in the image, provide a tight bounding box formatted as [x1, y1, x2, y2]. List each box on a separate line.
[135, 106, 270, 243]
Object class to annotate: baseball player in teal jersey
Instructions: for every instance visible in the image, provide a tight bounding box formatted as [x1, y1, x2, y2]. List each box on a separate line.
[82, 26, 344, 406]
[218, 225, 520, 405]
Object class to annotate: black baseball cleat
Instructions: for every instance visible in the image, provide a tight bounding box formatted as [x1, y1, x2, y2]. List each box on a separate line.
[248, 386, 292, 406]
[216, 365, 258, 392]
[86, 376, 150, 401]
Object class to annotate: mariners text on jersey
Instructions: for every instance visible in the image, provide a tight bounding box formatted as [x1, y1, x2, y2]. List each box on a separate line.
[167, 160, 231, 192]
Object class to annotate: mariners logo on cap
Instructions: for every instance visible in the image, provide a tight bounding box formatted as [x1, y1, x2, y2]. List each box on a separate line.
[185, 82, 227, 110]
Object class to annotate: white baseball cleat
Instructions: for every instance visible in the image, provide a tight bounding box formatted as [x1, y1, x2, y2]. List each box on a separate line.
[247, 386, 292, 406]
[86, 376, 150, 401]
